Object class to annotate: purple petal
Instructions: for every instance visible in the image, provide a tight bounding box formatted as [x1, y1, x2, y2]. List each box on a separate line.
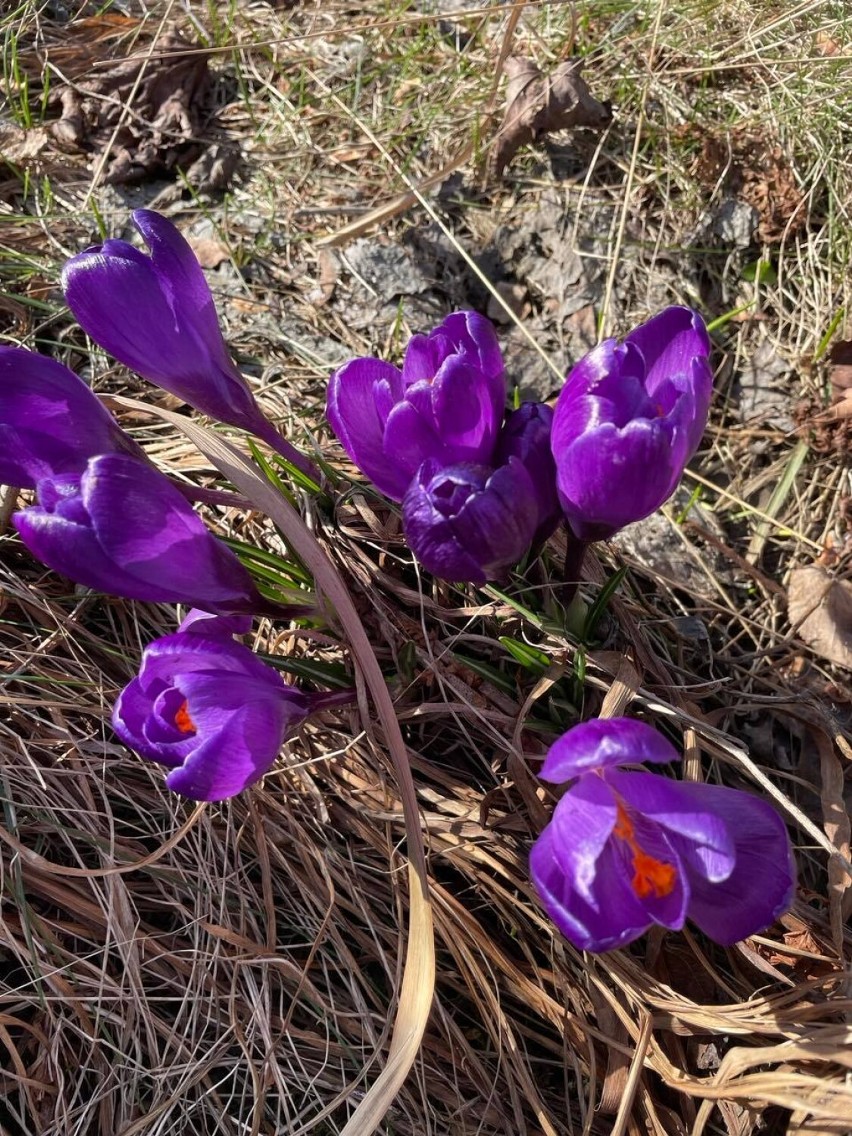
[113, 630, 310, 800]
[114, 677, 197, 767]
[554, 418, 682, 541]
[551, 309, 712, 540]
[164, 703, 284, 801]
[81, 454, 259, 610]
[541, 717, 680, 783]
[495, 403, 561, 541]
[668, 783, 796, 944]
[62, 212, 263, 432]
[0, 347, 141, 488]
[178, 609, 253, 636]
[402, 459, 537, 583]
[625, 307, 711, 400]
[15, 456, 260, 612]
[431, 354, 505, 463]
[530, 822, 657, 952]
[14, 499, 178, 600]
[605, 770, 736, 882]
[327, 357, 413, 500]
[439, 310, 505, 380]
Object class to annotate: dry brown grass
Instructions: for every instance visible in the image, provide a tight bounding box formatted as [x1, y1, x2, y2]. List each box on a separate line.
[2, 1, 852, 1134]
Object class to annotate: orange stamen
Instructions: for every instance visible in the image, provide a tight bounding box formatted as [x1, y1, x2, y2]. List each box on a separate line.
[614, 803, 677, 899]
[174, 699, 197, 735]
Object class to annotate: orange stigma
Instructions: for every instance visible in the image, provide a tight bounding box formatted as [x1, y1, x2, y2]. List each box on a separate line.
[613, 803, 677, 899]
[174, 699, 196, 735]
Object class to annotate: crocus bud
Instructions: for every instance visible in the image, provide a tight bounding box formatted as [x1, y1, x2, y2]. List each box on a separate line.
[13, 452, 262, 613]
[530, 718, 796, 952]
[495, 402, 561, 542]
[327, 311, 506, 501]
[113, 631, 311, 801]
[402, 458, 538, 583]
[0, 346, 142, 488]
[551, 307, 713, 541]
[61, 210, 268, 435]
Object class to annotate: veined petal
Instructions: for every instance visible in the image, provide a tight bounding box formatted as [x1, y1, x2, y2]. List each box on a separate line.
[531, 823, 657, 952]
[625, 306, 711, 400]
[671, 783, 796, 944]
[606, 770, 736, 882]
[541, 717, 680, 783]
[555, 418, 680, 541]
[328, 358, 413, 500]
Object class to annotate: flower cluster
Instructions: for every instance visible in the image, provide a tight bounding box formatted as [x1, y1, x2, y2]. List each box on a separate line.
[328, 313, 559, 583]
[530, 718, 796, 951]
[327, 306, 713, 581]
[0, 213, 338, 801]
[0, 207, 796, 957]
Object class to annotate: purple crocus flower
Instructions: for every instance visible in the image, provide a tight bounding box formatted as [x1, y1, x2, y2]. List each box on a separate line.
[402, 458, 538, 583]
[13, 452, 262, 613]
[61, 209, 270, 436]
[0, 346, 142, 488]
[495, 402, 561, 543]
[530, 717, 796, 952]
[551, 307, 713, 541]
[113, 630, 311, 801]
[327, 311, 507, 501]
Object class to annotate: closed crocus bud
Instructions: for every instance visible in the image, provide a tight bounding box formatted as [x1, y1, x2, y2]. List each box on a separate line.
[0, 346, 142, 488]
[327, 311, 507, 501]
[13, 452, 262, 614]
[61, 209, 268, 434]
[551, 307, 713, 541]
[402, 458, 538, 583]
[530, 718, 796, 953]
[495, 402, 561, 542]
[113, 631, 311, 801]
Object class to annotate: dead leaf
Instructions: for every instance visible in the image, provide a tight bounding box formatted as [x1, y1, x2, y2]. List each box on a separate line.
[490, 56, 612, 179]
[308, 248, 339, 307]
[49, 29, 219, 186]
[186, 236, 231, 269]
[788, 565, 852, 669]
[827, 339, 852, 400]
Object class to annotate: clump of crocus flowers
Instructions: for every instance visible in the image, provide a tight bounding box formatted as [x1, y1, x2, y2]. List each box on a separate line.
[0, 208, 796, 954]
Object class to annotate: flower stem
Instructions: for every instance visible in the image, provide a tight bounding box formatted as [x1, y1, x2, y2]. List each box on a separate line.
[307, 687, 357, 714]
[560, 539, 588, 611]
[253, 418, 323, 486]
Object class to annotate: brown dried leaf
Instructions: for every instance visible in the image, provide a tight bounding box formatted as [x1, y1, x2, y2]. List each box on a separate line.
[788, 566, 852, 669]
[490, 56, 612, 178]
[827, 339, 852, 400]
[186, 236, 231, 269]
[50, 29, 215, 186]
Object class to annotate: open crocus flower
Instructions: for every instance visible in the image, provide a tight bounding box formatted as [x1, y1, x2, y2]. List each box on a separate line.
[13, 452, 263, 614]
[495, 402, 561, 543]
[551, 307, 713, 541]
[530, 717, 796, 952]
[0, 346, 142, 488]
[402, 458, 538, 583]
[113, 630, 311, 801]
[327, 311, 507, 501]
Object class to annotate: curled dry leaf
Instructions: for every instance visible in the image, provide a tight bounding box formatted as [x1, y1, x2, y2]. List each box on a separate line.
[50, 29, 215, 186]
[490, 56, 612, 179]
[828, 339, 852, 401]
[788, 565, 852, 670]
